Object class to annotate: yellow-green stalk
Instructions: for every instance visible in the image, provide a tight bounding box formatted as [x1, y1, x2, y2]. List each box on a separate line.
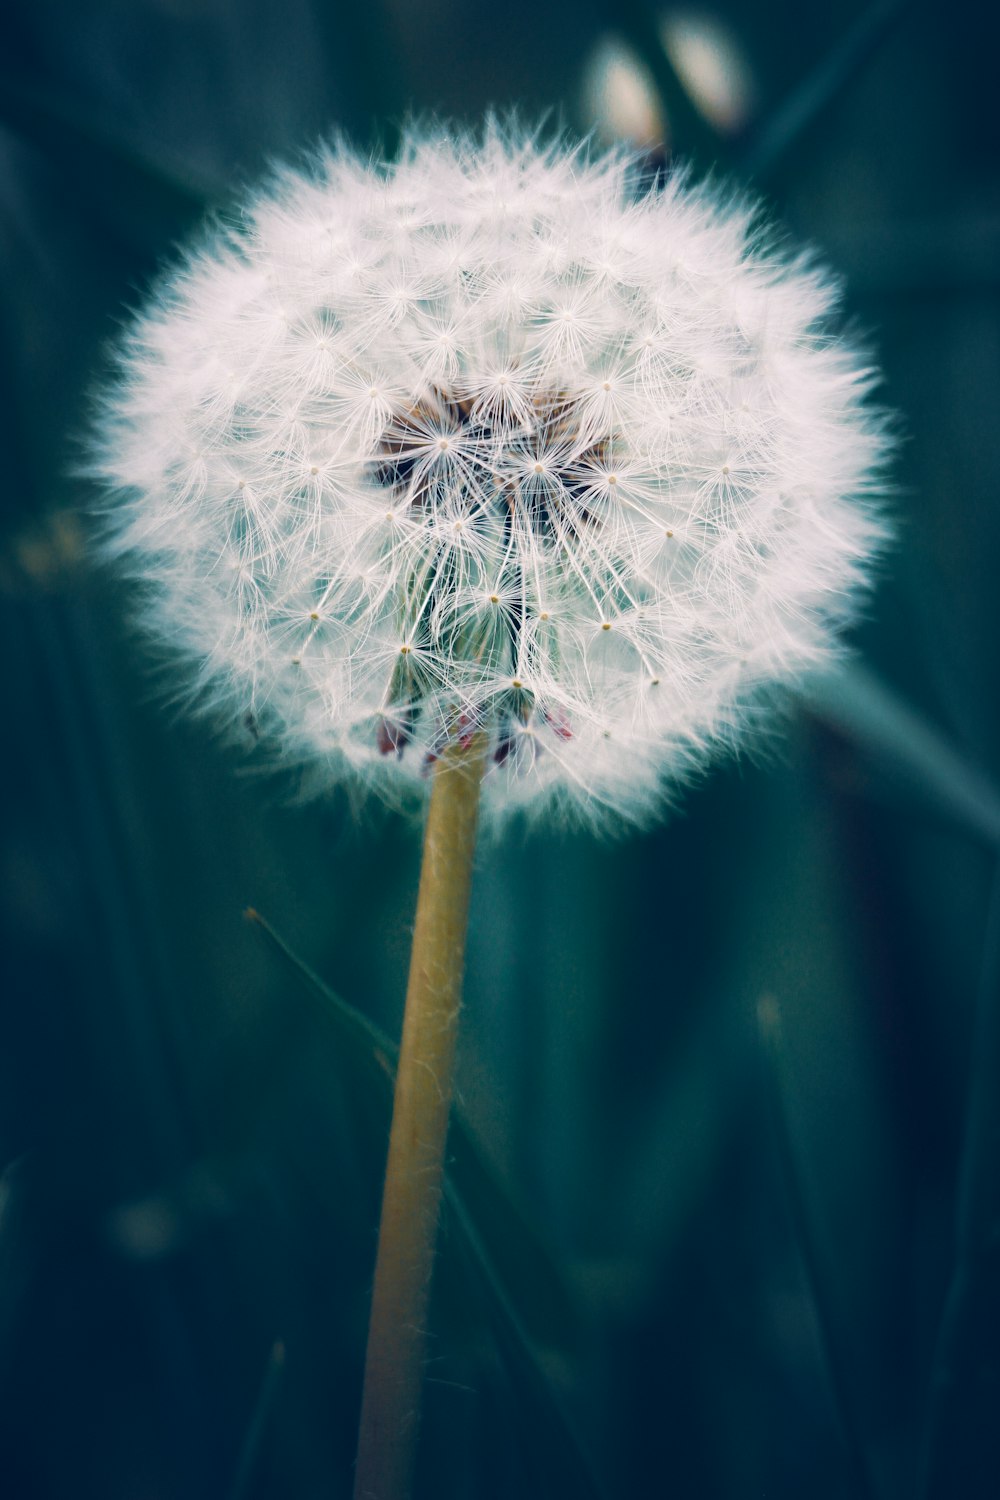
[353, 736, 487, 1500]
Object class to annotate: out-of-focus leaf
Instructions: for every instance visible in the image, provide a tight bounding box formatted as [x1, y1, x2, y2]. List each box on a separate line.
[740, 0, 911, 180]
[801, 660, 1000, 846]
[246, 908, 579, 1359]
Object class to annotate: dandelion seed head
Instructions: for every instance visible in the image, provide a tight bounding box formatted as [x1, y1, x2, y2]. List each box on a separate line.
[92, 124, 890, 829]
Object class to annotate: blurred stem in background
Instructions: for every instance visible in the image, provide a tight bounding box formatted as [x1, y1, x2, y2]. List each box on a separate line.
[353, 738, 487, 1500]
[919, 856, 1000, 1499]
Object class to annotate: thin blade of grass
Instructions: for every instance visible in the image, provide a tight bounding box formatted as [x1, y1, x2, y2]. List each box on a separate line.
[758, 996, 879, 1500]
[740, 0, 911, 181]
[245, 908, 579, 1358]
[801, 661, 1000, 847]
[245, 906, 397, 1068]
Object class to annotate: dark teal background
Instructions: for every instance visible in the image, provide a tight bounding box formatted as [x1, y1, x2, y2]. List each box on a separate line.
[2, 2, 999, 1496]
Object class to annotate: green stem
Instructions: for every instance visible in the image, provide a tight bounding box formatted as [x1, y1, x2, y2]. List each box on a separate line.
[353, 737, 487, 1500]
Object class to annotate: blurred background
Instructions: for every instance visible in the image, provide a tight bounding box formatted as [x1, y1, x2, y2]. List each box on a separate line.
[2, 1, 999, 1496]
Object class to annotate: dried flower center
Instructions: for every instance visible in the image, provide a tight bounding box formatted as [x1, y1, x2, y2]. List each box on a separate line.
[372, 385, 609, 534]
[372, 383, 616, 764]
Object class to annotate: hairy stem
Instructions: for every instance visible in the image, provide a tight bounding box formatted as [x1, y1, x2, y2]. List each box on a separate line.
[353, 737, 487, 1500]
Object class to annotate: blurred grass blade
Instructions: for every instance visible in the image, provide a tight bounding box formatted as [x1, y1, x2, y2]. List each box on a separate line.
[312, 0, 405, 157]
[758, 997, 878, 1500]
[245, 906, 397, 1066]
[228, 1337, 286, 1500]
[740, 0, 910, 180]
[24, 592, 188, 1167]
[951, 863, 1000, 1264]
[0, 64, 211, 243]
[919, 859, 1000, 1499]
[801, 661, 1000, 846]
[445, 1182, 609, 1500]
[246, 908, 579, 1357]
[0, 1155, 32, 1377]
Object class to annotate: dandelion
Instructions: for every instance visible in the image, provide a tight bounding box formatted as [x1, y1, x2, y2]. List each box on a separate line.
[94, 124, 889, 831]
[91, 123, 890, 1500]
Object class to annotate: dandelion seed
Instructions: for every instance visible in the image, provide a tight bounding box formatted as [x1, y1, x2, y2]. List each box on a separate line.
[92, 123, 890, 828]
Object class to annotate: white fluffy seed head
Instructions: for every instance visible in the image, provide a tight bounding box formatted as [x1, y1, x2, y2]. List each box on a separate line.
[92, 123, 891, 829]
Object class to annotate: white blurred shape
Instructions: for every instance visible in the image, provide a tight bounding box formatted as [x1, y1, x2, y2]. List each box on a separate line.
[660, 10, 756, 133]
[582, 35, 667, 149]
